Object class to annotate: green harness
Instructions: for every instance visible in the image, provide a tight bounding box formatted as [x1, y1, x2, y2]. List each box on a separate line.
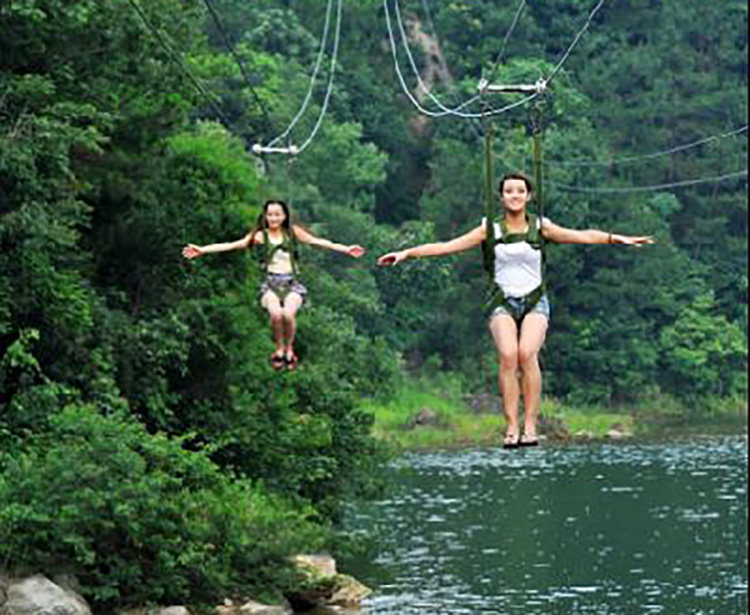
[256, 229, 301, 301]
[259, 228, 300, 275]
[484, 213, 546, 322]
[481, 97, 548, 323]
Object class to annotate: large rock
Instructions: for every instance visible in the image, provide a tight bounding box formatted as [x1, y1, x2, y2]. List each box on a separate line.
[286, 556, 371, 611]
[217, 601, 291, 615]
[538, 414, 571, 441]
[463, 393, 502, 415]
[327, 575, 372, 608]
[1, 575, 91, 615]
[606, 423, 633, 440]
[121, 607, 192, 615]
[408, 408, 441, 430]
[291, 556, 337, 578]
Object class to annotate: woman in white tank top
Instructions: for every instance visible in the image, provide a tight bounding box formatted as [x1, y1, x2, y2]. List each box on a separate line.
[183, 200, 365, 371]
[378, 173, 653, 449]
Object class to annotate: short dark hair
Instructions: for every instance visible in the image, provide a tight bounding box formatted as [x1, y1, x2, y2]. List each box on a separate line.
[499, 173, 534, 195]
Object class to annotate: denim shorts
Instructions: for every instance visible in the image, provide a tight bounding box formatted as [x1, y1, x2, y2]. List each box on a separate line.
[489, 294, 551, 324]
[260, 274, 307, 306]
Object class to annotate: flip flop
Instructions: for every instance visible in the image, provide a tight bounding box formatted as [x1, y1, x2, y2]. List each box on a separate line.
[503, 431, 521, 450]
[270, 353, 286, 371]
[285, 352, 299, 372]
[519, 433, 540, 447]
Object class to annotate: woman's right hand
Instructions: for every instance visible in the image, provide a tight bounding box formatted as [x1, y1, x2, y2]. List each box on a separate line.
[182, 244, 204, 260]
[377, 250, 409, 266]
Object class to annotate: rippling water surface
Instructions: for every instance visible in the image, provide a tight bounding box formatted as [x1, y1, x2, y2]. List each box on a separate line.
[343, 437, 748, 615]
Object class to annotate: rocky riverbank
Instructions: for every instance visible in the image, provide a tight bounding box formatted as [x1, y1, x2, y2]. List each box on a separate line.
[0, 557, 370, 615]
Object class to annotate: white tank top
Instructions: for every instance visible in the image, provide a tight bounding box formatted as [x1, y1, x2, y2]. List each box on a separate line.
[482, 216, 547, 298]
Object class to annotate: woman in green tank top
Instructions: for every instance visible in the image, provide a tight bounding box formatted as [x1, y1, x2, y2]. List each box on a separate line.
[183, 200, 365, 371]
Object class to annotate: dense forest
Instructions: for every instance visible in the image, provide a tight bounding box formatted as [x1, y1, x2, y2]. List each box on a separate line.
[0, 0, 747, 609]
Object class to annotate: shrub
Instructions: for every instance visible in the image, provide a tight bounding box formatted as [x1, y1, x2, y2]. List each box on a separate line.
[0, 405, 326, 609]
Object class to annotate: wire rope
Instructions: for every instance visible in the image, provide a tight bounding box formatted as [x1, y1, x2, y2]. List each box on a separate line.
[392, 0, 528, 120]
[295, 0, 343, 154]
[127, 0, 232, 126]
[418, 0, 438, 42]
[549, 169, 748, 193]
[201, 0, 275, 130]
[544, 124, 749, 167]
[383, 0, 538, 119]
[545, 0, 607, 85]
[266, 0, 336, 148]
[483, 0, 528, 93]
[253, 0, 342, 155]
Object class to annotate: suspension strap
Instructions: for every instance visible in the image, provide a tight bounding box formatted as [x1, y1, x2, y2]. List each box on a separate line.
[482, 118, 498, 285]
[531, 96, 548, 270]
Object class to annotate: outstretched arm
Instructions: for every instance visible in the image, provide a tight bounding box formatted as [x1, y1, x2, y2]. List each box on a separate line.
[378, 224, 487, 266]
[542, 220, 654, 246]
[182, 232, 256, 260]
[293, 225, 365, 258]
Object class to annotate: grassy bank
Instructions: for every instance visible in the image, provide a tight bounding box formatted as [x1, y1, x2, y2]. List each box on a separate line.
[361, 377, 747, 451]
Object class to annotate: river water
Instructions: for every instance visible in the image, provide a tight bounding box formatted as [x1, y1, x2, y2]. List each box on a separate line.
[342, 436, 748, 615]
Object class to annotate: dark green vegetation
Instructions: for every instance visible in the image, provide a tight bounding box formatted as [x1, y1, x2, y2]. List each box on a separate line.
[0, 0, 747, 609]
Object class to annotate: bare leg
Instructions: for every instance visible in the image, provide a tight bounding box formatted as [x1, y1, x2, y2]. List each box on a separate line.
[281, 292, 304, 360]
[518, 313, 549, 441]
[489, 314, 521, 444]
[261, 291, 285, 356]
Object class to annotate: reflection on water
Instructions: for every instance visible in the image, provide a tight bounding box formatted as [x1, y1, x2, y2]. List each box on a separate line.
[343, 437, 748, 615]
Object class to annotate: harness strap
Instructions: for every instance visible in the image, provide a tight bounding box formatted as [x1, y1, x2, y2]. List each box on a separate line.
[486, 283, 545, 321]
[260, 228, 300, 277]
[482, 119, 498, 286]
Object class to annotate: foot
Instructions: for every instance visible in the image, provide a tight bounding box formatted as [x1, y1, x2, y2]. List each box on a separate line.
[520, 432, 539, 447]
[503, 429, 520, 449]
[270, 351, 285, 371]
[285, 350, 299, 371]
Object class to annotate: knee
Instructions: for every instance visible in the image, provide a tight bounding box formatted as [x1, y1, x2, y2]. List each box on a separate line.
[498, 350, 518, 371]
[518, 347, 539, 368]
[268, 309, 283, 323]
[281, 307, 298, 321]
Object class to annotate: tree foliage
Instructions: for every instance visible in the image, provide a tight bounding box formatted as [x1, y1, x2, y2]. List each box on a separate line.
[0, 0, 746, 607]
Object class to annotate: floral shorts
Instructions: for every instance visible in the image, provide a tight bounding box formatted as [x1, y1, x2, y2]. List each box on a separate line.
[260, 274, 308, 306]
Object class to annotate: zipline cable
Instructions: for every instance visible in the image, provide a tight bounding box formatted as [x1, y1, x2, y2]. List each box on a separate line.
[483, 0, 528, 94]
[390, 0, 528, 120]
[254, 0, 343, 155]
[296, 0, 343, 154]
[201, 0, 275, 132]
[549, 169, 748, 193]
[383, 0, 538, 120]
[418, 0, 438, 43]
[267, 0, 336, 148]
[127, 0, 232, 126]
[544, 124, 749, 167]
[545, 0, 607, 85]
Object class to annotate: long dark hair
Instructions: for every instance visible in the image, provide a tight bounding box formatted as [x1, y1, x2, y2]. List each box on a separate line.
[251, 199, 294, 240]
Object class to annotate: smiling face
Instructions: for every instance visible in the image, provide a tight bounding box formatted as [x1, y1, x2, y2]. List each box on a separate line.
[264, 202, 288, 230]
[500, 177, 532, 214]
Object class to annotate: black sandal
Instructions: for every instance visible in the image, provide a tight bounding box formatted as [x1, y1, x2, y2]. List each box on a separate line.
[503, 431, 521, 450]
[519, 433, 540, 447]
[285, 352, 299, 372]
[270, 353, 286, 371]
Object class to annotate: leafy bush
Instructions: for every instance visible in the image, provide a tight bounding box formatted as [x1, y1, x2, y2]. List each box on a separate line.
[0, 406, 326, 609]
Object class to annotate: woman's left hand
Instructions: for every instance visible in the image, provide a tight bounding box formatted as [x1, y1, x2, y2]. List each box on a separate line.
[614, 234, 655, 246]
[346, 245, 366, 258]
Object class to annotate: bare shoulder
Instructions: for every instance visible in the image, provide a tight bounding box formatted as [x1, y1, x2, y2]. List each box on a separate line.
[248, 230, 264, 245]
